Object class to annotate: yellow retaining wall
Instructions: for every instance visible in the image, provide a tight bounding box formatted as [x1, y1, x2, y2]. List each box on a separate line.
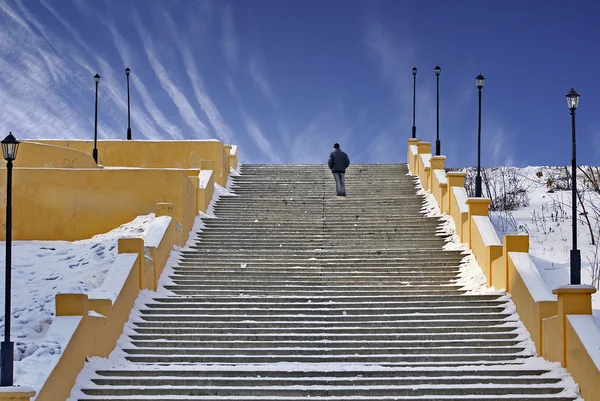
[32, 140, 230, 186]
[416, 142, 431, 191]
[30, 204, 184, 401]
[15, 141, 98, 169]
[565, 315, 600, 401]
[407, 139, 600, 401]
[0, 168, 196, 243]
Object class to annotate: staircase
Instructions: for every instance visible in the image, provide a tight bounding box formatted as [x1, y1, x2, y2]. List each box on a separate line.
[74, 164, 579, 400]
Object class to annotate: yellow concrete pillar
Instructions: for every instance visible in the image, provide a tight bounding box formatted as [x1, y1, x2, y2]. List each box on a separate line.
[429, 156, 446, 204]
[407, 138, 419, 175]
[445, 171, 466, 215]
[0, 387, 36, 401]
[466, 198, 491, 248]
[223, 144, 232, 175]
[55, 294, 89, 316]
[552, 285, 597, 367]
[502, 235, 529, 292]
[118, 237, 147, 290]
[439, 182, 448, 214]
[416, 142, 431, 189]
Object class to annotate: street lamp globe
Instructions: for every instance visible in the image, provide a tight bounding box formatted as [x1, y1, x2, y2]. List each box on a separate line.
[476, 74, 485, 89]
[1, 133, 20, 161]
[94, 73, 101, 83]
[566, 88, 580, 110]
[434, 66, 441, 76]
[412, 67, 417, 76]
[125, 67, 131, 76]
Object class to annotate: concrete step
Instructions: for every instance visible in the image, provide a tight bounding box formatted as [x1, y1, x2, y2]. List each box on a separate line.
[134, 309, 511, 324]
[73, 163, 578, 401]
[123, 353, 530, 364]
[128, 332, 519, 341]
[89, 375, 560, 387]
[138, 305, 507, 315]
[131, 323, 520, 334]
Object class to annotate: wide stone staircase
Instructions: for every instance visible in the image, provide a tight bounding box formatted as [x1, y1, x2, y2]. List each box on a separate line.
[74, 164, 579, 400]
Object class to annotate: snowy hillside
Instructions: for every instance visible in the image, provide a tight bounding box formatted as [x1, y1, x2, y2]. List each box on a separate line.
[464, 166, 600, 323]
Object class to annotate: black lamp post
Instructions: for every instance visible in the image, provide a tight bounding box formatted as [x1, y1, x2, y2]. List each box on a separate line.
[125, 68, 132, 140]
[93, 73, 100, 163]
[475, 74, 485, 197]
[566, 88, 581, 285]
[1, 132, 20, 387]
[412, 67, 417, 138]
[434, 66, 441, 155]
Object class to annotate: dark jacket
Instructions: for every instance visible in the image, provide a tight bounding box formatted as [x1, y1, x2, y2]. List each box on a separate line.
[328, 149, 350, 173]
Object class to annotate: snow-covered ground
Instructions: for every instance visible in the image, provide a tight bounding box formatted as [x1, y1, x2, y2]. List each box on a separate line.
[0, 214, 154, 370]
[484, 167, 600, 326]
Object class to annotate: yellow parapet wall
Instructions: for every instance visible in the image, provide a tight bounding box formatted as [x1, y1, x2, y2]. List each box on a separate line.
[407, 138, 600, 401]
[15, 141, 99, 169]
[0, 168, 196, 243]
[29, 204, 184, 401]
[31, 139, 230, 186]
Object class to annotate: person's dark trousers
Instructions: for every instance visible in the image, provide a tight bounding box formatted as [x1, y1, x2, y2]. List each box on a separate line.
[333, 172, 346, 196]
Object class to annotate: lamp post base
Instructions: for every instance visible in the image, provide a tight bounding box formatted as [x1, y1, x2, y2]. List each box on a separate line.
[570, 249, 581, 285]
[127, 128, 132, 141]
[435, 139, 441, 156]
[475, 175, 482, 197]
[1, 340, 14, 386]
[92, 148, 98, 164]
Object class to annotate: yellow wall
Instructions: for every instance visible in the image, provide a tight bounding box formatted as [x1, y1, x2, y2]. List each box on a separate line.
[407, 139, 600, 399]
[33, 140, 229, 186]
[566, 318, 600, 401]
[0, 168, 196, 243]
[36, 211, 185, 401]
[16, 141, 98, 169]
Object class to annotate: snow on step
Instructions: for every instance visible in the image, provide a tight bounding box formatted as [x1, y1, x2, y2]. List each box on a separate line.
[71, 164, 580, 401]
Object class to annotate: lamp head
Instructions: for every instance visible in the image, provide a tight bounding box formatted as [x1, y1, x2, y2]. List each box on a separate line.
[566, 88, 580, 110]
[476, 74, 485, 89]
[2, 132, 20, 161]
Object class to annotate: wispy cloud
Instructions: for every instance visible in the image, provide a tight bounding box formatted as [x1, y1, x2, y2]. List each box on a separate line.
[244, 117, 281, 163]
[249, 54, 278, 107]
[221, 6, 238, 66]
[105, 21, 178, 140]
[133, 11, 209, 139]
[292, 101, 354, 164]
[162, 12, 234, 144]
[363, 20, 437, 161]
[226, 76, 280, 163]
[364, 21, 413, 101]
[0, 2, 96, 139]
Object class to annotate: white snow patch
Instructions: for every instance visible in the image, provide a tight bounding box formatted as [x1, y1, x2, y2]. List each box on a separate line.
[568, 315, 600, 370]
[199, 169, 213, 189]
[452, 187, 469, 213]
[473, 215, 502, 246]
[434, 169, 447, 185]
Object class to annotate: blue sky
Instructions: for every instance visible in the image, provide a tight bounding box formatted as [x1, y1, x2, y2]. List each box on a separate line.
[0, 0, 598, 167]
